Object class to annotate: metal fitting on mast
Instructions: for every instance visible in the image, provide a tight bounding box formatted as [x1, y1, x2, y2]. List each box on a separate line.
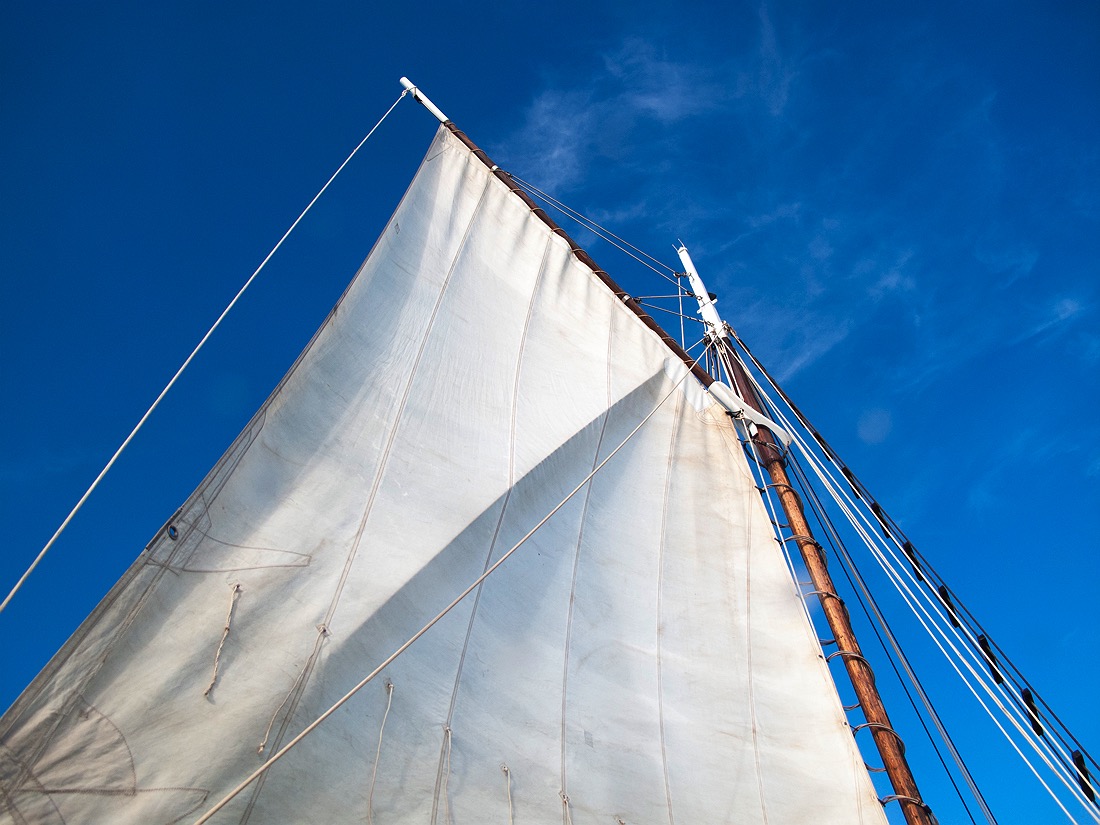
[676, 244, 728, 343]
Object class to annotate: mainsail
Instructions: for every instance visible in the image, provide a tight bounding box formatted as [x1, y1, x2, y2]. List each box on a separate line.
[1, 125, 890, 822]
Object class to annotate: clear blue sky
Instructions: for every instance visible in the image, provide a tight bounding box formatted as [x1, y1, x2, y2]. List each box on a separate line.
[2, 2, 1097, 822]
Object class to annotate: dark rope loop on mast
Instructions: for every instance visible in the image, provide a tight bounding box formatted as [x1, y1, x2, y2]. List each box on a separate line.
[879, 795, 939, 825]
[852, 721, 908, 755]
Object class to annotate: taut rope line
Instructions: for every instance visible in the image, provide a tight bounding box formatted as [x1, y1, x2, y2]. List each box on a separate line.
[0, 90, 408, 616]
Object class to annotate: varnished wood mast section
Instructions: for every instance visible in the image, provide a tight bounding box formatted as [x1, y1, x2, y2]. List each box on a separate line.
[444, 120, 933, 824]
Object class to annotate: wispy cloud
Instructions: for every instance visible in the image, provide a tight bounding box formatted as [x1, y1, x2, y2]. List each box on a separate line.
[1009, 297, 1088, 346]
[739, 4, 799, 117]
[494, 39, 727, 192]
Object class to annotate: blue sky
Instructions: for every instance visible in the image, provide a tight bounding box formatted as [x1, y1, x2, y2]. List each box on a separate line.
[2, 2, 1097, 822]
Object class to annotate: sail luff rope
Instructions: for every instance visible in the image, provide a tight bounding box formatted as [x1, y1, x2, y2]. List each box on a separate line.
[190, 351, 705, 825]
[743, 364, 1096, 819]
[0, 89, 409, 616]
[728, 329, 1099, 778]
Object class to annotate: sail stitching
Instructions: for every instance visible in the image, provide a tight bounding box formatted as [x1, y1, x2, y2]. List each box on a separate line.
[558, 308, 615, 821]
[240, 161, 494, 821]
[655, 392, 684, 825]
[429, 233, 553, 824]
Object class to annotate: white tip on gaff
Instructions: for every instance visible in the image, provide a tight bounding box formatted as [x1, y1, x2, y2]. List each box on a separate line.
[399, 77, 449, 124]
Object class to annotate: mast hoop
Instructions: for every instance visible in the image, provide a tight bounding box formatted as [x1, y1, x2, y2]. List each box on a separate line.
[879, 795, 938, 825]
[780, 533, 828, 568]
[802, 589, 845, 607]
[853, 721, 908, 756]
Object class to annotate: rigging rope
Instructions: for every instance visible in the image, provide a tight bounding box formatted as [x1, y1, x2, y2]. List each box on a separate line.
[509, 176, 687, 293]
[752, 382, 1095, 822]
[786, 450, 991, 824]
[729, 343, 1097, 821]
[727, 328, 1098, 780]
[715, 341, 990, 822]
[0, 89, 410, 617]
[189, 351, 705, 825]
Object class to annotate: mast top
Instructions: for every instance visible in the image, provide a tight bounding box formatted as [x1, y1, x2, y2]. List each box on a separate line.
[399, 77, 449, 123]
[676, 245, 728, 342]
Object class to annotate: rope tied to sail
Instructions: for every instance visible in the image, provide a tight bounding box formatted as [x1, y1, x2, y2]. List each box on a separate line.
[366, 680, 395, 825]
[440, 725, 454, 824]
[203, 582, 242, 697]
[0, 87, 410, 617]
[257, 623, 330, 754]
[501, 764, 514, 825]
[560, 790, 574, 825]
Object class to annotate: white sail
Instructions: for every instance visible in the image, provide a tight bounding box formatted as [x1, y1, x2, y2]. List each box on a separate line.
[0, 125, 887, 824]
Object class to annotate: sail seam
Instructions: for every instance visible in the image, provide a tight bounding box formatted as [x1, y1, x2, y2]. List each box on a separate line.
[744, 455, 771, 824]
[558, 308, 616, 820]
[430, 233, 552, 823]
[656, 392, 684, 825]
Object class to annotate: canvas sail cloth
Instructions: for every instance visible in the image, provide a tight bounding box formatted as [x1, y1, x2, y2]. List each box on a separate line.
[0, 125, 887, 824]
